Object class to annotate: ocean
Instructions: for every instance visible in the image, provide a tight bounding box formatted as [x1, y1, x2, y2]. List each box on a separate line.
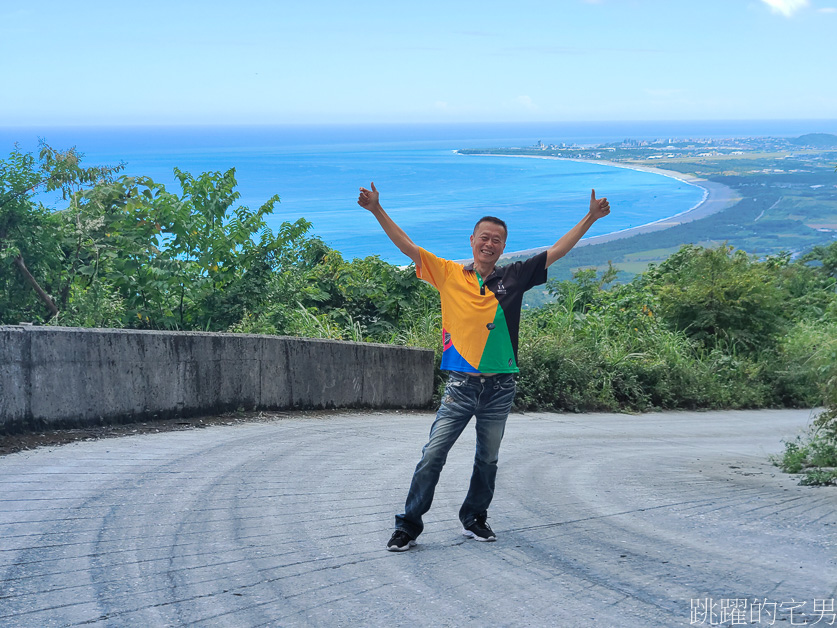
[3, 120, 836, 263]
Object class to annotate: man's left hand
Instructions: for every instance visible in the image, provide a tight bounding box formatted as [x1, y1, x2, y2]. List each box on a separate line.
[590, 189, 610, 220]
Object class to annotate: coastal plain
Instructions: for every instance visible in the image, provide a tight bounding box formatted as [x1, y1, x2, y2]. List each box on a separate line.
[465, 134, 837, 283]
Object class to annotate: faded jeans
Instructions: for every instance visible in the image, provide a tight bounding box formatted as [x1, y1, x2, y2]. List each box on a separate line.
[395, 371, 516, 539]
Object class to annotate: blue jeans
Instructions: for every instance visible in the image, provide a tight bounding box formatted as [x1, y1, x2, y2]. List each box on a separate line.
[395, 371, 516, 539]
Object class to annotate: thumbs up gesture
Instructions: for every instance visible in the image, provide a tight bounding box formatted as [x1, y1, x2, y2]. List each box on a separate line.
[590, 189, 610, 220]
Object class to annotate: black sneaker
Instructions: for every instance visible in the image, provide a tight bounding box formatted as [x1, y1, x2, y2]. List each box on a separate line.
[462, 516, 496, 542]
[386, 530, 416, 552]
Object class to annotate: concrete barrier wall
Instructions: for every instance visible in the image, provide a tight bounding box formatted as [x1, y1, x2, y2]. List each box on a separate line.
[0, 326, 435, 433]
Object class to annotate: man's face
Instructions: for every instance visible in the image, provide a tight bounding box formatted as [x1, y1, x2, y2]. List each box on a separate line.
[470, 221, 507, 268]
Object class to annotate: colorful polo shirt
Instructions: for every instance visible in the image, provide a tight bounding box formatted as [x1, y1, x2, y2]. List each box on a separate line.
[417, 248, 548, 374]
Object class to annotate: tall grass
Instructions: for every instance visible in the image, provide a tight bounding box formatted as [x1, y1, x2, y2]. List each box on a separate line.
[774, 326, 837, 485]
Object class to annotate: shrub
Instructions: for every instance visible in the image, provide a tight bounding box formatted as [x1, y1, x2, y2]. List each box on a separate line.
[646, 244, 789, 354]
[775, 430, 837, 486]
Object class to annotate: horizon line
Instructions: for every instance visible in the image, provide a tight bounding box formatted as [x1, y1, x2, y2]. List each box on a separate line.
[2, 117, 837, 130]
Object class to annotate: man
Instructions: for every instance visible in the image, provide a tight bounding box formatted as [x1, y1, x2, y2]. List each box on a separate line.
[357, 182, 610, 552]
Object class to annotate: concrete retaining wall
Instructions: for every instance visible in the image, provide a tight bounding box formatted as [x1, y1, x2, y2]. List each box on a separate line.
[1, 326, 435, 433]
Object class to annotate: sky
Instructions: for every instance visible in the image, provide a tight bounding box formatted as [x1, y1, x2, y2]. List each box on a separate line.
[1, 0, 835, 126]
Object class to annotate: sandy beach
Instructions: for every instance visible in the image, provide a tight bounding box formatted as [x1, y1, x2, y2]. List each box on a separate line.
[460, 153, 743, 259]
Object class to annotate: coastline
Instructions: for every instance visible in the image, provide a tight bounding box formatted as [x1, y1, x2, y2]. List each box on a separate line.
[456, 152, 742, 260]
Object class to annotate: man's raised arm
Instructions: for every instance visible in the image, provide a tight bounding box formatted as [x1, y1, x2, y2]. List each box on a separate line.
[358, 182, 422, 268]
[545, 189, 611, 268]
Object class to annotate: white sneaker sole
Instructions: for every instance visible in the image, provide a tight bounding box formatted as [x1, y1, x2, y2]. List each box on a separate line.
[462, 528, 496, 542]
[386, 540, 416, 552]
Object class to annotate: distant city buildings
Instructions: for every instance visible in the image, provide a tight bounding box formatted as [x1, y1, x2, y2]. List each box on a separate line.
[511, 134, 837, 164]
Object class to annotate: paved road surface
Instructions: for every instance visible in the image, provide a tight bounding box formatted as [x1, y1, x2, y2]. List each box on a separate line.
[1, 409, 834, 627]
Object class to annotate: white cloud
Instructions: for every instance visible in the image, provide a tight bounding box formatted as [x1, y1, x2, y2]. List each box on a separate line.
[514, 95, 538, 110]
[818, 6, 837, 12]
[760, 0, 809, 17]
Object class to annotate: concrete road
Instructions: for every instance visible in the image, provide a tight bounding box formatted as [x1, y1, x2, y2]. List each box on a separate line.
[1, 409, 834, 627]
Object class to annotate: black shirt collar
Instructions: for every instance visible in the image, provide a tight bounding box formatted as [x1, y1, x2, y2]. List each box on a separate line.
[463, 261, 500, 281]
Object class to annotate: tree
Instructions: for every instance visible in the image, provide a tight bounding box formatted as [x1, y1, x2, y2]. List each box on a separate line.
[0, 143, 123, 323]
[57, 166, 323, 331]
[1, 142, 334, 331]
[800, 241, 837, 281]
[298, 251, 438, 339]
[644, 244, 787, 353]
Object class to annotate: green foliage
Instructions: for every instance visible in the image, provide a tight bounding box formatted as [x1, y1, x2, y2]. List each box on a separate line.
[545, 262, 619, 314]
[775, 430, 837, 486]
[643, 244, 790, 353]
[1, 144, 337, 333]
[56, 168, 319, 332]
[799, 469, 837, 486]
[522, 266, 702, 412]
[241, 247, 437, 344]
[50, 280, 127, 329]
[770, 270, 837, 486]
[516, 248, 836, 413]
[800, 241, 837, 281]
[0, 143, 124, 322]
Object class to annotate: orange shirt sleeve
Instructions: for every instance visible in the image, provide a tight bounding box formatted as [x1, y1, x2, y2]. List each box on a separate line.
[416, 248, 455, 291]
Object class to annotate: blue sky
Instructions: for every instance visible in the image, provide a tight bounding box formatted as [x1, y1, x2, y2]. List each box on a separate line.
[1, 0, 835, 125]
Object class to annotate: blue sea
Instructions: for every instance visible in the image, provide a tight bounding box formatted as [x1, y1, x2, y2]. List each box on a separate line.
[3, 120, 836, 263]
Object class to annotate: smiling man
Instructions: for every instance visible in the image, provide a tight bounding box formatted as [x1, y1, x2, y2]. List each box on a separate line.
[357, 182, 610, 552]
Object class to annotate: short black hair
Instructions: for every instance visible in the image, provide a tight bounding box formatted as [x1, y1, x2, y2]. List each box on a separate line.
[473, 216, 508, 240]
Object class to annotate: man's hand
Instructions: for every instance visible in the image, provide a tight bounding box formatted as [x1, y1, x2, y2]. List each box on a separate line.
[545, 189, 612, 268]
[588, 186, 610, 220]
[358, 182, 381, 211]
[356, 181, 421, 266]
[589, 189, 610, 220]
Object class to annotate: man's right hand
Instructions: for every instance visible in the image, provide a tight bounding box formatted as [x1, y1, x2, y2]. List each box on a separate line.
[358, 182, 381, 211]
[356, 181, 421, 267]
